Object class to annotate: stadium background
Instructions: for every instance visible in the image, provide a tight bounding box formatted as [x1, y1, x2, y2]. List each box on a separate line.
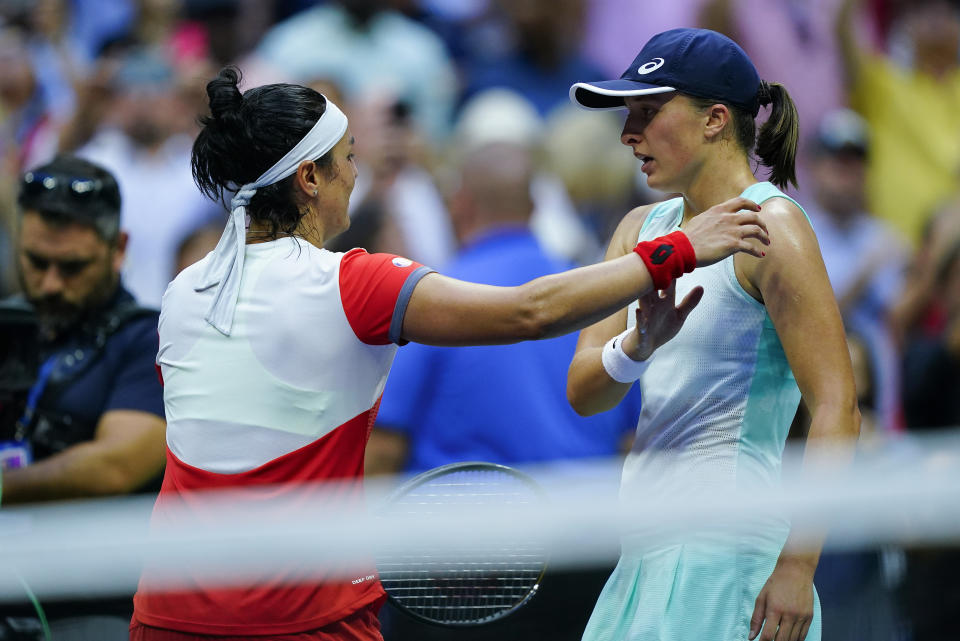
[1, 1, 959, 640]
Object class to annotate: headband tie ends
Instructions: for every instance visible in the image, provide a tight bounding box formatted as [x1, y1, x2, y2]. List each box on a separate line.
[196, 99, 349, 335]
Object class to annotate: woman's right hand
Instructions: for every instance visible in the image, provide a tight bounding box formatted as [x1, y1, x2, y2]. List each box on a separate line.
[683, 197, 768, 266]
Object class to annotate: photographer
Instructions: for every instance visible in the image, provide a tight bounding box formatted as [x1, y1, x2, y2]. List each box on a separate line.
[0, 155, 165, 640]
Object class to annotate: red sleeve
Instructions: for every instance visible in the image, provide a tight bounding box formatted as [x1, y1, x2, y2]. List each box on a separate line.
[339, 248, 432, 345]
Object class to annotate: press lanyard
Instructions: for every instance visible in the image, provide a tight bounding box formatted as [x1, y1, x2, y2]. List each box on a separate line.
[15, 354, 60, 441]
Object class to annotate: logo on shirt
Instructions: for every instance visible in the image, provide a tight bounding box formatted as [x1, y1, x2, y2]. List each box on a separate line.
[637, 58, 665, 75]
[392, 257, 413, 268]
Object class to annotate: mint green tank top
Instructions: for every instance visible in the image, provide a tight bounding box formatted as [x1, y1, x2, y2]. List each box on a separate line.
[621, 182, 807, 548]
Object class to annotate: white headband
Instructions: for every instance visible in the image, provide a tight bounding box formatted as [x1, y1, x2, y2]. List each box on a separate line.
[195, 99, 349, 335]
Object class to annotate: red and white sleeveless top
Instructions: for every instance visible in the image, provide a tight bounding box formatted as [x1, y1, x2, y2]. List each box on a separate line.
[134, 238, 431, 635]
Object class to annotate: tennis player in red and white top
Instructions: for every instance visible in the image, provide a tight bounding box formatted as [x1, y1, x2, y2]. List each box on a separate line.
[130, 67, 773, 641]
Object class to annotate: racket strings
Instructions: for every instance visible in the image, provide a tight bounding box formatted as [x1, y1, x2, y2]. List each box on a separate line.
[377, 468, 549, 625]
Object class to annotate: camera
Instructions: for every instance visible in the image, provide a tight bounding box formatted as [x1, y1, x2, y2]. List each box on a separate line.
[0, 302, 39, 439]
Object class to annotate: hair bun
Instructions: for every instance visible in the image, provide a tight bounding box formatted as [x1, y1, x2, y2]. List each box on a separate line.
[207, 66, 243, 122]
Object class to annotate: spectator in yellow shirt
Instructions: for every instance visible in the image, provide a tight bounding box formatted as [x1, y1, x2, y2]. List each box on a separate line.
[837, 0, 960, 244]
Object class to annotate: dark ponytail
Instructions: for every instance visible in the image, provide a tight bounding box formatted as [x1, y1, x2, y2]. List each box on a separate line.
[755, 82, 799, 190]
[689, 80, 799, 190]
[191, 66, 335, 237]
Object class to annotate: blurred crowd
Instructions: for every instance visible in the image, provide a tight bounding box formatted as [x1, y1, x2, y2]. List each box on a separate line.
[4, 0, 960, 431]
[2, 0, 960, 638]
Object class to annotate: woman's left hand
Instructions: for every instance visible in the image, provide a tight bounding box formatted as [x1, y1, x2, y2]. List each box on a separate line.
[749, 558, 815, 641]
[623, 281, 704, 361]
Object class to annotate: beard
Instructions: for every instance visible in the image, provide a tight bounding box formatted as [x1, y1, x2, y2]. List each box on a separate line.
[21, 268, 119, 340]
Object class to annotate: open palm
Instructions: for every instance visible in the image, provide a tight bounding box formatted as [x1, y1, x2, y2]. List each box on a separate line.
[630, 282, 704, 361]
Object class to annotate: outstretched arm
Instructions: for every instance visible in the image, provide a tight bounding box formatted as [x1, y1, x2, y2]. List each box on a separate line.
[402, 197, 766, 347]
[739, 199, 861, 641]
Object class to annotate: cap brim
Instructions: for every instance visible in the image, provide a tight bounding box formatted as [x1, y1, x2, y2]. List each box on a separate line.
[569, 80, 676, 111]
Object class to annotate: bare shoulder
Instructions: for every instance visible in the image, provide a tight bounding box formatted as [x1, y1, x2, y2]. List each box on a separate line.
[734, 195, 823, 299]
[738, 194, 828, 295]
[756, 196, 815, 245]
[740, 195, 816, 264]
[606, 202, 662, 258]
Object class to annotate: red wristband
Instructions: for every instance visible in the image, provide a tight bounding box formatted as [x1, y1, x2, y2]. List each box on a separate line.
[632, 231, 697, 290]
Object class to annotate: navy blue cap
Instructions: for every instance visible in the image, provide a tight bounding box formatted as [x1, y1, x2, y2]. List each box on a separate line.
[570, 28, 763, 116]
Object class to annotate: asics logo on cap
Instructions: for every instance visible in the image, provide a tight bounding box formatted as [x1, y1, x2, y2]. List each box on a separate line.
[637, 58, 665, 75]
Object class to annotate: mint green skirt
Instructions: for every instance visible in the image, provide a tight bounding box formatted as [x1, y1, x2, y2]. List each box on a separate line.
[583, 543, 821, 641]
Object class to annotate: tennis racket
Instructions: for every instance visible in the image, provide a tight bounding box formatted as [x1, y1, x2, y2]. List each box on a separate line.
[375, 461, 549, 627]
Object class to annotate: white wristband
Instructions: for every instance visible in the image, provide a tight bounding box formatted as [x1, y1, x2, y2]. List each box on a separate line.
[601, 328, 650, 384]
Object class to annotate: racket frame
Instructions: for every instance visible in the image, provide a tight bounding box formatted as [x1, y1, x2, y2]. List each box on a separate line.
[376, 461, 549, 627]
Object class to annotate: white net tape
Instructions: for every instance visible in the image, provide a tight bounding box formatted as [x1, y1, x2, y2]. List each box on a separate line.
[0, 431, 957, 600]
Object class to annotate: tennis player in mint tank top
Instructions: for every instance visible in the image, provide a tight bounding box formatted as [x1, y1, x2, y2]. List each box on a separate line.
[567, 29, 861, 641]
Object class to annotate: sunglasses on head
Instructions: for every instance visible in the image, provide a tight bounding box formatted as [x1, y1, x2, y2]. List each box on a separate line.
[21, 171, 105, 202]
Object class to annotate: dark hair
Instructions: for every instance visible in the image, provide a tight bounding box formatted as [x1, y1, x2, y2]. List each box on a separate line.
[17, 154, 122, 241]
[690, 81, 799, 190]
[191, 67, 336, 237]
